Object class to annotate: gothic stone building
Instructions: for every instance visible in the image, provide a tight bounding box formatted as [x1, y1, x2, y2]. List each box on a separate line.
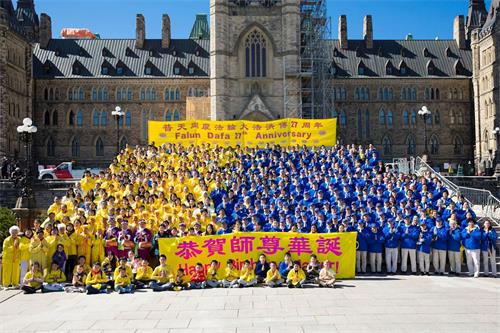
[0, 0, 496, 171]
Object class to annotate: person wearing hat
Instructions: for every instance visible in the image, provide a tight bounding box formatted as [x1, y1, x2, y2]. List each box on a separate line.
[356, 220, 369, 274]
[416, 222, 432, 275]
[383, 219, 400, 274]
[286, 261, 306, 288]
[399, 216, 419, 274]
[431, 218, 448, 275]
[461, 218, 482, 278]
[367, 223, 385, 274]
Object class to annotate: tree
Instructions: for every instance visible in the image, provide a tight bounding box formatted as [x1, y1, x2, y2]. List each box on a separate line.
[0, 207, 16, 246]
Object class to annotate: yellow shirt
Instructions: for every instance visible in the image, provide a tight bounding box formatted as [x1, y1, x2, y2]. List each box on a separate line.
[115, 275, 131, 286]
[265, 269, 282, 283]
[206, 267, 223, 281]
[239, 267, 255, 282]
[223, 267, 240, 282]
[136, 266, 153, 280]
[113, 265, 133, 280]
[286, 269, 306, 285]
[19, 237, 31, 261]
[151, 265, 173, 283]
[86, 270, 108, 285]
[23, 271, 43, 288]
[44, 268, 66, 283]
[2, 236, 21, 262]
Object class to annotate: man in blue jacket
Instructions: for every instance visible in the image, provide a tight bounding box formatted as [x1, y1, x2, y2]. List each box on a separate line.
[431, 218, 448, 275]
[367, 224, 385, 274]
[417, 222, 433, 275]
[447, 220, 462, 276]
[399, 216, 419, 274]
[356, 221, 369, 274]
[461, 218, 482, 278]
[383, 219, 400, 274]
[481, 220, 497, 277]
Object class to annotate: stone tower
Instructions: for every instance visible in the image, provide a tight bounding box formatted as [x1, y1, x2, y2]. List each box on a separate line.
[210, 0, 301, 121]
[15, 0, 38, 41]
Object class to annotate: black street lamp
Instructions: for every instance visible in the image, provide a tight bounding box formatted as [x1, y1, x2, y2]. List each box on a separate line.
[112, 106, 125, 155]
[418, 106, 431, 159]
[16, 117, 37, 197]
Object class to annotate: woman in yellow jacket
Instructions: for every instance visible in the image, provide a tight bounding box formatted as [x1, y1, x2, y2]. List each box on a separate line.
[21, 261, 44, 294]
[286, 262, 306, 288]
[19, 229, 33, 286]
[2, 226, 22, 287]
[29, 229, 49, 272]
[77, 225, 92, 265]
[91, 229, 106, 265]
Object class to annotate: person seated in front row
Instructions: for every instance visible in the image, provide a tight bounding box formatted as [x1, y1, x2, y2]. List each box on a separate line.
[318, 259, 336, 288]
[190, 263, 207, 289]
[172, 268, 190, 291]
[206, 260, 222, 288]
[133, 259, 153, 289]
[150, 255, 173, 292]
[65, 264, 86, 293]
[85, 262, 109, 294]
[238, 260, 257, 288]
[114, 267, 134, 294]
[286, 261, 306, 288]
[221, 259, 240, 288]
[114, 257, 133, 283]
[21, 262, 44, 294]
[42, 261, 67, 293]
[73, 255, 91, 276]
[305, 254, 320, 283]
[254, 254, 270, 283]
[265, 262, 283, 288]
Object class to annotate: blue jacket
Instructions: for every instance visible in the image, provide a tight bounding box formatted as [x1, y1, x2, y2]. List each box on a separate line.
[461, 227, 482, 250]
[254, 262, 270, 278]
[399, 224, 419, 249]
[417, 229, 433, 254]
[431, 226, 448, 251]
[356, 227, 370, 252]
[481, 229, 497, 252]
[367, 230, 385, 253]
[382, 226, 400, 248]
[447, 228, 462, 252]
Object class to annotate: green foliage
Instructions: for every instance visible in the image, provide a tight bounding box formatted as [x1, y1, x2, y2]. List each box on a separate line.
[0, 207, 16, 246]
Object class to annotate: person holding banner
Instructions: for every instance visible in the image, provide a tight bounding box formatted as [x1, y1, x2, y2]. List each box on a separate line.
[265, 262, 283, 288]
[286, 262, 306, 288]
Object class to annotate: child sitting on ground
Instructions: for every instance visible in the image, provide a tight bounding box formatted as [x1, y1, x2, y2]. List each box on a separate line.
[265, 262, 283, 288]
[238, 260, 257, 288]
[172, 268, 190, 291]
[65, 264, 86, 293]
[190, 263, 207, 289]
[115, 267, 134, 294]
[42, 262, 66, 293]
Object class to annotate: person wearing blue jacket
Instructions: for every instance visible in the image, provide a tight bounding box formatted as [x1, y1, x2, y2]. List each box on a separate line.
[481, 221, 497, 277]
[431, 218, 448, 275]
[447, 220, 462, 276]
[461, 218, 482, 278]
[367, 224, 385, 273]
[356, 221, 369, 274]
[399, 216, 419, 274]
[417, 222, 433, 275]
[383, 219, 400, 274]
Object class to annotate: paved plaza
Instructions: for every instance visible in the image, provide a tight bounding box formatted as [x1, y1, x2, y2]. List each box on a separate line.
[0, 275, 499, 333]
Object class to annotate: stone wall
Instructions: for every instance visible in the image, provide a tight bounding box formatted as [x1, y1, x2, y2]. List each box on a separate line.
[0, 180, 71, 211]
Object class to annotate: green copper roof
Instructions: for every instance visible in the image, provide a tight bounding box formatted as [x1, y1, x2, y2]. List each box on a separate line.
[189, 14, 209, 40]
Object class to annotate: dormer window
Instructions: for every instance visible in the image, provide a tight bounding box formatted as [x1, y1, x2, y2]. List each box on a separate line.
[43, 60, 51, 74]
[333, 47, 339, 57]
[423, 47, 430, 57]
[357, 61, 366, 76]
[427, 60, 435, 75]
[378, 47, 384, 57]
[174, 67, 180, 75]
[195, 48, 201, 57]
[116, 66, 124, 76]
[400, 47, 406, 58]
[399, 60, 407, 75]
[145, 66, 152, 75]
[125, 47, 133, 57]
[445, 47, 453, 57]
[385, 60, 393, 75]
[102, 47, 112, 57]
[72, 60, 82, 75]
[188, 67, 194, 75]
[101, 66, 109, 75]
[149, 49, 155, 57]
[172, 49, 177, 57]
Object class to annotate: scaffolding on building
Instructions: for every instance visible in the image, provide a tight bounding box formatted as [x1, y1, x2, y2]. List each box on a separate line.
[284, 0, 332, 119]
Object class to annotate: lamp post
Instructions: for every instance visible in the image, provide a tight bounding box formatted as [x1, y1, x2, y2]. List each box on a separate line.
[16, 117, 37, 197]
[418, 106, 432, 161]
[493, 127, 500, 177]
[112, 106, 124, 155]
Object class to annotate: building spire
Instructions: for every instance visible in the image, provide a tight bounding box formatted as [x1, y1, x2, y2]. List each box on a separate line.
[466, 0, 488, 37]
[15, 0, 39, 41]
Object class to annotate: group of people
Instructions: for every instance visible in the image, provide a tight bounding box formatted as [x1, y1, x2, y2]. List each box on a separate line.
[0, 143, 498, 293]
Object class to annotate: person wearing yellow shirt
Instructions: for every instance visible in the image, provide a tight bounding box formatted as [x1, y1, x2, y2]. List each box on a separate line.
[114, 267, 134, 294]
[55, 204, 72, 222]
[30, 230, 49, 271]
[171, 268, 190, 291]
[77, 226, 92, 265]
[286, 262, 306, 288]
[2, 226, 22, 288]
[265, 262, 283, 288]
[80, 171, 96, 195]
[91, 229, 106, 265]
[150, 255, 173, 292]
[73, 256, 91, 275]
[237, 260, 257, 288]
[221, 259, 240, 288]
[205, 260, 223, 288]
[113, 257, 133, 281]
[19, 229, 33, 285]
[21, 262, 44, 294]
[42, 262, 66, 292]
[133, 259, 153, 289]
[85, 262, 109, 294]
[47, 197, 62, 215]
[64, 223, 78, 278]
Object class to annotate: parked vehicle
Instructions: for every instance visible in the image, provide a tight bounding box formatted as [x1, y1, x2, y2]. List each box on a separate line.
[38, 162, 100, 180]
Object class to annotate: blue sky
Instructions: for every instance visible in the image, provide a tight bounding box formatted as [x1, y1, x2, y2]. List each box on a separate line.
[34, 0, 492, 40]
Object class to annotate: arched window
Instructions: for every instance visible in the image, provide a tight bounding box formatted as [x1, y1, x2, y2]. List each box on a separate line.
[79, 87, 84, 100]
[68, 110, 75, 126]
[127, 88, 133, 101]
[165, 110, 172, 121]
[116, 87, 122, 101]
[175, 88, 180, 100]
[44, 111, 50, 125]
[52, 110, 58, 125]
[140, 88, 145, 100]
[245, 30, 267, 78]
[125, 111, 131, 128]
[95, 137, 104, 156]
[44, 88, 48, 101]
[71, 137, 80, 157]
[406, 135, 416, 155]
[188, 88, 193, 97]
[46, 137, 55, 157]
[378, 109, 386, 125]
[173, 109, 180, 121]
[170, 89, 175, 101]
[93, 110, 100, 127]
[430, 135, 439, 155]
[434, 110, 440, 125]
[165, 88, 170, 101]
[120, 137, 128, 150]
[339, 111, 347, 127]
[382, 136, 392, 155]
[403, 110, 409, 126]
[68, 88, 73, 101]
[425, 88, 430, 100]
[357, 109, 363, 139]
[142, 110, 149, 141]
[92, 87, 97, 101]
[101, 111, 107, 126]
[49, 88, 54, 101]
[401, 88, 407, 100]
[151, 88, 157, 101]
[410, 111, 417, 125]
[457, 110, 464, 125]
[450, 110, 456, 125]
[76, 110, 83, 127]
[435, 88, 440, 100]
[387, 111, 393, 127]
[454, 136, 463, 155]
[411, 88, 417, 100]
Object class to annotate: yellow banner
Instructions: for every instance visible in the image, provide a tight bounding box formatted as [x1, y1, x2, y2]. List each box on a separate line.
[159, 232, 356, 279]
[148, 118, 337, 147]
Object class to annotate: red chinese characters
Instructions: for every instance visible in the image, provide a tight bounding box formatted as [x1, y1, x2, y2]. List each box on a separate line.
[316, 236, 342, 256]
[175, 240, 202, 259]
[162, 124, 172, 132]
[256, 236, 284, 255]
[288, 237, 313, 256]
[230, 236, 255, 254]
[202, 238, 226, 257]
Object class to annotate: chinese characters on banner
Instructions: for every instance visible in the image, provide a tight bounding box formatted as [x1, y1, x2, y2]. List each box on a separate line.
[159, 232, 356, 279]
[148, 118, 337, 147]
